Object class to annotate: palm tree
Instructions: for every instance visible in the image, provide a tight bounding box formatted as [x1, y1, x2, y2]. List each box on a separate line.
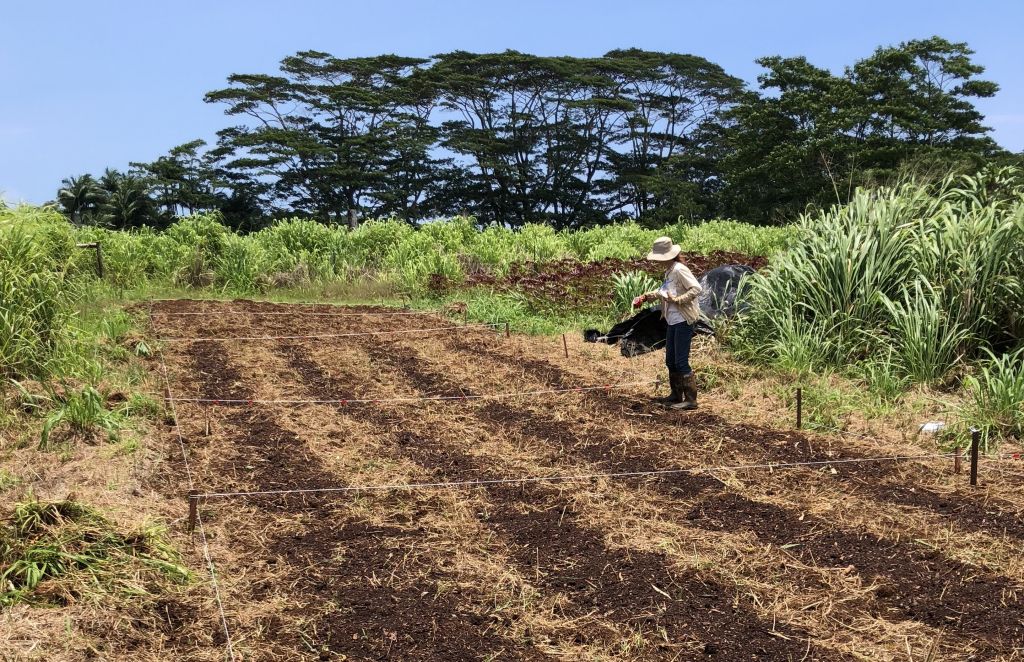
[57, 175, 107, 225]
[100, 175, 157, 228]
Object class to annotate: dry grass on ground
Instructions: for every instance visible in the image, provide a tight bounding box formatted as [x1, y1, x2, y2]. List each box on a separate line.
[2, 299, 1023, 661]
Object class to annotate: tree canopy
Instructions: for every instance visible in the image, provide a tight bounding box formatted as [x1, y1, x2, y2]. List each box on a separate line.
[54, 38, 1013, 230]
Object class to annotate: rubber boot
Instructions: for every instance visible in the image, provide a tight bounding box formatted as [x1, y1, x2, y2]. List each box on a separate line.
[672, 373, 698, 410]
[655, 372, 683, 404]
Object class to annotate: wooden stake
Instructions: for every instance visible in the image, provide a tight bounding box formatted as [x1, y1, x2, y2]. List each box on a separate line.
[970, 428, 980, 486]
[187, 492, 198, 533]
[562, 333, 569, 358]
[796, 387, 803, 430]
[953, 447, 962, 475]
[505, 321, 510, 338]
[75, 241, 104, 279]
[204, 405, 211, 436]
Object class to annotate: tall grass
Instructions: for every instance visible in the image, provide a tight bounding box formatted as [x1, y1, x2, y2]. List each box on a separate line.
[735, 167, 1024, 387]
[10, 209, 793, 300]
[611, 271, 660, 317]
[960, 349, 1024, 450]
[0, 208, 80, 379]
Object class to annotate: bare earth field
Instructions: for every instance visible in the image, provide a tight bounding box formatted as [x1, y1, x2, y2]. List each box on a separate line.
[9, 299, 1024, 661]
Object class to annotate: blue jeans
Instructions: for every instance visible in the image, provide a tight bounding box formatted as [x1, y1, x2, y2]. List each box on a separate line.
[665, 321, 693, 375]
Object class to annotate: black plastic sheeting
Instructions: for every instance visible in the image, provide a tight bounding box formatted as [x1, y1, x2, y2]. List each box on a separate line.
[583, 264, 754, 357]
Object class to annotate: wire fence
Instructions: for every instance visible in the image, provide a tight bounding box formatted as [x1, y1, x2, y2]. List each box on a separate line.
[151, 309, 438, 317]
[159, 322, 498, 343]
[154, 320, 237, 661]
[163, 381, 655, 406]
[189, 452, 956, 501]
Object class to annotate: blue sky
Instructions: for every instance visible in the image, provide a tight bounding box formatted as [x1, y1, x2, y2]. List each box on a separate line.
[2, 0, 1022, 204]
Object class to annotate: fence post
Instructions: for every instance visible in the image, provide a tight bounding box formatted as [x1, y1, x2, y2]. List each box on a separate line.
[562, 333, 569, 359]
[505, 321, 510, 338]
[796, 387, 802, 430]
[970, 428, 980, 487]
[953, 447, 962, 474]
[75, 242, 104, 279]
[187, 491, 198, 533]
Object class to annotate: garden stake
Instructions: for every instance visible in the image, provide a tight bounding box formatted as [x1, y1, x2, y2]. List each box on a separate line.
[75, 241, 104, 279]
[796, 388, 803, 430]
[970, 428, 980, 486]
[205, 405, 211, 436]
[562, 334, 569, 358]
[954, 447, 962, 474]
[187, 491, 198, 533]
[505, 321, 510, 338]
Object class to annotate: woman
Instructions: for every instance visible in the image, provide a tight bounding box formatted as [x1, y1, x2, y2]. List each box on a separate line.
[632, 236, 702, 410]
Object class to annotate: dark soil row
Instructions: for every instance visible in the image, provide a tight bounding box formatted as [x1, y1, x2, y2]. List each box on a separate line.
[450, 252, 767, 314]
[364, 335, 1024, 657]
[459, 337, 1024, 543]
[179, 339, 523, 660]
[295, 335, 833, 660]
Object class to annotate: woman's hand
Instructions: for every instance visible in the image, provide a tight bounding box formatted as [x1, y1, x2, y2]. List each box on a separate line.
[631, 294, 648, 308]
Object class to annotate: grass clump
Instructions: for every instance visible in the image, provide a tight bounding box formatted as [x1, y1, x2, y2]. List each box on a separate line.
[733, 167, 1024, 424]
[611, 271, 660, 317]
[959, 349, 1024, 451]
[0, 499, 188, 607]
[39, 384, 126, 449]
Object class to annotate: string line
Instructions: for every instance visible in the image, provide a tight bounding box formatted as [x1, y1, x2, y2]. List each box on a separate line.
[160, 322, 498, 343]
[192, 453, 954, 500]
[982, 463, 1024, 481]
[164, 381, 655, 405]
[152, 311, 237, 661]
[152, 310, 435, 317]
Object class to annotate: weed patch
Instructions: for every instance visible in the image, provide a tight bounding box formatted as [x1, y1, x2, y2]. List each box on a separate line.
[0, 499, 187, 607]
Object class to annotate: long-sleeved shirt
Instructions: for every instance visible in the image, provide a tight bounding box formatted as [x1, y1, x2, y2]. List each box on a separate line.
[647, 262, 702, 325]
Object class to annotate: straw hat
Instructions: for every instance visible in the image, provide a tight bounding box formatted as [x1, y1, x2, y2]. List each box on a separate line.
[646, 236, 681, 261]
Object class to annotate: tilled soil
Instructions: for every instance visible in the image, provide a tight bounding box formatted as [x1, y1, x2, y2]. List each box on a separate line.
[148, 300, 1024, 661]
[287, 337, 819, 659]
[352, 329, 1024, 657]
[453, 252, 767, 314]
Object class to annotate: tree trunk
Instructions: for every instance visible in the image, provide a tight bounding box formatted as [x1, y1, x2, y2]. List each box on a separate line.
[347, 191, 358, 230]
